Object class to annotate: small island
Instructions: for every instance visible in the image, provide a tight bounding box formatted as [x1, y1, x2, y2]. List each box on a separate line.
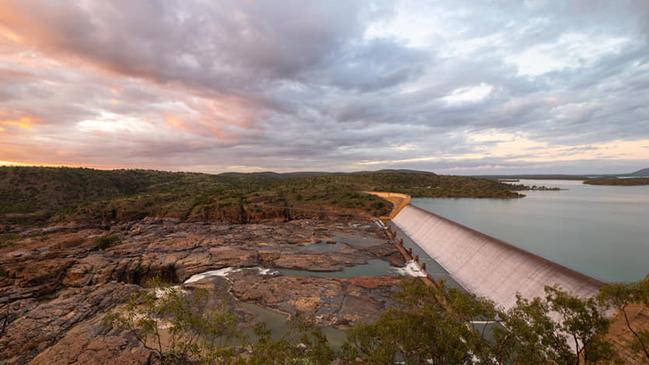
[506, 183, 563, 191]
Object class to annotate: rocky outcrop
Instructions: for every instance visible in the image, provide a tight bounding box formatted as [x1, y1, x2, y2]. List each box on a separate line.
[271, 252, 367, 272]
[1, 283, 139, 364]
[0, 218, 402, 364]
[29, 319, 153, 365]
[228, 271, 402, 326]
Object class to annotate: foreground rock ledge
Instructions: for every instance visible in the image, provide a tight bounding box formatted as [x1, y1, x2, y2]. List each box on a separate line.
[0, 218, 405, 364]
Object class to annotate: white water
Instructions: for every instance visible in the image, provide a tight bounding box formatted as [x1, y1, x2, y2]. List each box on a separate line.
[153, 286, 183, 298]
[184, 260, 426, 284]
[184, 267, 279, 284]
[392, 260, 427, 277]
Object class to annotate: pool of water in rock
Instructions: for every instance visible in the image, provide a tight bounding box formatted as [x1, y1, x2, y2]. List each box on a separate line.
[184, 232, 410, 349]
[238, 301, 347, 348]
[276, 259, 400, 278]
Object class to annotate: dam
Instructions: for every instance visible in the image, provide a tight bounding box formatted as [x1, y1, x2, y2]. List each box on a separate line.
[391, 204, 603, 311]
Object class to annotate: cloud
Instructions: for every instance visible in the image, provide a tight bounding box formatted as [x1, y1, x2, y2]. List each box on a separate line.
[0, 0, 647, 174]
[441, 83, 494, 105]
[506, 33, 629, 76]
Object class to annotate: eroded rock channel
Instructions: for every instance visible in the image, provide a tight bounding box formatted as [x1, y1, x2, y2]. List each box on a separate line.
[0, 218, 409, 364]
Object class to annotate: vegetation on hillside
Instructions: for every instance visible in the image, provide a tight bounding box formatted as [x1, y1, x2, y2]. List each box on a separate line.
[109, 278, 649, 364]
[0, 167, 524, 226]
[584, 178, 649, 186]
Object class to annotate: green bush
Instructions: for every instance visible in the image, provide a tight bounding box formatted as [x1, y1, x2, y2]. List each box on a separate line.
[0, 233, 20, 248]
[342, 279, 617, 365]
[94, 234, 120, 250]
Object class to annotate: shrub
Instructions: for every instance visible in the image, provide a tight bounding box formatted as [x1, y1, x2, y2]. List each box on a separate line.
[95, 234, 120, 250]
[0, 233, 20, 248]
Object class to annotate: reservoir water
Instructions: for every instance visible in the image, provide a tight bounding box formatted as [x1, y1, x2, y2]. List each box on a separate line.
[411, 180, 649, 283]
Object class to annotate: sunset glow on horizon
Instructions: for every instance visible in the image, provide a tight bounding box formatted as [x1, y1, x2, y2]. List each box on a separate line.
[0, 1, 648, 174]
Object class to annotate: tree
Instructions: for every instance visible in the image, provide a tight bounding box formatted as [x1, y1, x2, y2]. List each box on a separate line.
[107, 280, 334, 365]
[103, 276, 646, 364]
[495, 294, 573, 364]
[599, 281, 649, 362]
[244, 316, 333, 365]
[343, 280, 620, 365]
[238, 197, 249, 224]
[107, 284, 241, 364]
[341, 279, 502, 364]
[545, 286, 616, 364]
[495, 286, 618, 365]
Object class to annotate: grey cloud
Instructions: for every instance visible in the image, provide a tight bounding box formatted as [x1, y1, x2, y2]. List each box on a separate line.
[318, 38, 429, 91]
[0, 0, 648, 173]
[1, 1, 384, 95]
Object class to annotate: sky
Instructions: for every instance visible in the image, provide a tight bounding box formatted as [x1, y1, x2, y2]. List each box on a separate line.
[0, 0, 648, 175]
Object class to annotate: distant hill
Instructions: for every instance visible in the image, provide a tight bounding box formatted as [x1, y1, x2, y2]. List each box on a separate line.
[584, 177, 649, 186]
[631, 168, 649, 176]
[377, 169, 436, 175]
[0, 167, 518, 226]
[219, 169, 435, 178]
[476, 174, 592, 180]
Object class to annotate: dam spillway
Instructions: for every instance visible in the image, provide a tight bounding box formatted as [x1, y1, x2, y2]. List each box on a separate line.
[392, 204, 603, 310]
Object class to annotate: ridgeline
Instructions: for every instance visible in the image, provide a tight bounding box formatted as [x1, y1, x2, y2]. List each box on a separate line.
[0, 166, 523, 226]
[584, 177, 649, 186]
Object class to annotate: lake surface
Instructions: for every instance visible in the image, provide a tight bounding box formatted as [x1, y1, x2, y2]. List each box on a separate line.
[412, 180, 649, 282]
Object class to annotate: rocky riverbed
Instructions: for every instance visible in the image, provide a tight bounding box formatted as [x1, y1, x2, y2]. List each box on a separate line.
[0, 218, 407, 364]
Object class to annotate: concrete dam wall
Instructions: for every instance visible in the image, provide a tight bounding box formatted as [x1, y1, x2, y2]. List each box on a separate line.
[392, 205, 603, 310]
